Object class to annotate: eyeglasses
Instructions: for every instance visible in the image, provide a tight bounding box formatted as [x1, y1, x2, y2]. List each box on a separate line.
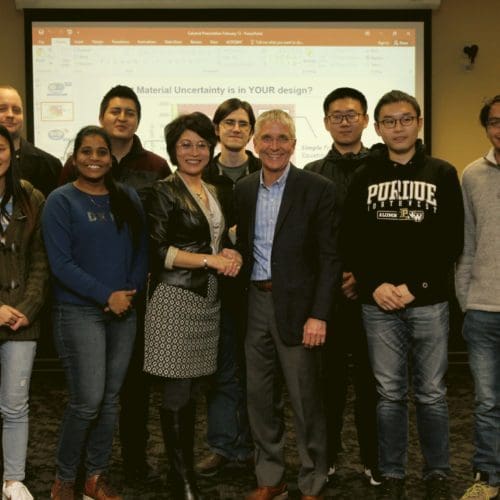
[258, 135, 294, 145]
[220, 118, 251, 130]
[176, 141, 210, 152]
[326, 112, 363, 124]
[486, 118, 500, 128]
[378, 115, 418, 129]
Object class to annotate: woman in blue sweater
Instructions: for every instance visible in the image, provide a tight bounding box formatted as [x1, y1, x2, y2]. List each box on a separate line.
[42, 126, 147, 500]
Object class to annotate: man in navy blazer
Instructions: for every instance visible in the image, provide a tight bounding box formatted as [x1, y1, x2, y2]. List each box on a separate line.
[235, 109, 341, 500]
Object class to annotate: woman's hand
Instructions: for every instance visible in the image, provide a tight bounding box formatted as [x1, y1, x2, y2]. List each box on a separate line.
[106, 290, 136, 316]
[209, 249, 242, 277]
[0, 305, 29, 330]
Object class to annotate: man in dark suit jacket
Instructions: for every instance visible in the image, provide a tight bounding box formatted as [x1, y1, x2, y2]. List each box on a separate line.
[235, 109, 341, 500]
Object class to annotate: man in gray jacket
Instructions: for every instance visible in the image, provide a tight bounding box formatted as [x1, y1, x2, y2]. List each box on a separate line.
[455, 95, 500, 500]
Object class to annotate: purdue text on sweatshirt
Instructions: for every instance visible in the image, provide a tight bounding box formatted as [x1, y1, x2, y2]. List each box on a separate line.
[342, 141, 464, 307]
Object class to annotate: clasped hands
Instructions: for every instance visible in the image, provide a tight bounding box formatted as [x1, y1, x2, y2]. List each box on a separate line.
[105, 289, 136, 316]
[373, 283, 415, 311]
[0, 304, 30, 331]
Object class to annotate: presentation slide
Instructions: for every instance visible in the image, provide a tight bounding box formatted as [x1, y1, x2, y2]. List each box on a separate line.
[31, 21, 424, 167]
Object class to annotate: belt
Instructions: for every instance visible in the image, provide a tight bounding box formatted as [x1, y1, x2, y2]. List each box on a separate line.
[252, 280, 273, 292]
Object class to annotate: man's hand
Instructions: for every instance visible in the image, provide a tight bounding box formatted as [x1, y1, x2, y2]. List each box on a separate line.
[341, 272, 358, 300]
[302, 317, 326, 348]
[396, 283, 415, 306]
[373, 283, 406, 311]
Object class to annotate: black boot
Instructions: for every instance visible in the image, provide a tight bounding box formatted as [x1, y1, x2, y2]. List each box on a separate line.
[160, 402, 202, 500]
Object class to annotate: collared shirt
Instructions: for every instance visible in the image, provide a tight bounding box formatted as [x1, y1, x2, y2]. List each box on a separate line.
[251, 165, 290, 280]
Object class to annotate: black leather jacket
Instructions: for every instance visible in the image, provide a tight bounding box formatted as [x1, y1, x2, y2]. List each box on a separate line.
[147, 172, 224, 297]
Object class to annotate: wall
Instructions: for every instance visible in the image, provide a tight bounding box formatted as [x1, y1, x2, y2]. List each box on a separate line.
[0, 0, 25, 133]
[431, 0, 499, 171]
[1, 0, 499, 173]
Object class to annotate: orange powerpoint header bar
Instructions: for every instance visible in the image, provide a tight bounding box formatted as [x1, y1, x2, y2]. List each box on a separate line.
[32, 27, 416, 47]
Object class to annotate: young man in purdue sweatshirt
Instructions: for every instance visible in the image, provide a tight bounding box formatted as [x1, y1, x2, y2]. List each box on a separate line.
[343, 90, 464, 500]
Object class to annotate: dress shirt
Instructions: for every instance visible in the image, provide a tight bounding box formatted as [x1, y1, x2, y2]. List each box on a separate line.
[251, 165, 290, 280]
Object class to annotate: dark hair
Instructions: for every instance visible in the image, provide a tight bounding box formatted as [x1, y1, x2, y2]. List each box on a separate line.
[99, 85, 141, 123]
[72, 126, 142, 248]
[479, 95, 500, 128]
[212, 98, 256, 134]
[0, 125, 34, 235]
[164, 112, 217, 166]
[374, 90, 421, 122]
[323, 87, 368, 115]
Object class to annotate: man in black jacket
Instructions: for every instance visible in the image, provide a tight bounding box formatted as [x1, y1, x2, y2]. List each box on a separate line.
[305, 87, 380, 486]
[0, 85, 62, 198]
[196, 98, 260, 477]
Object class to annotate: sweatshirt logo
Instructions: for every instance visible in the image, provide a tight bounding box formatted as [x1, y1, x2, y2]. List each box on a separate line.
[367, 180, 437, 221]
[377, 208, 425, 222]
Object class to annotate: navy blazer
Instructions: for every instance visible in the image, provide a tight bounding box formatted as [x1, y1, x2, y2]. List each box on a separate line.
[235, 164, 341, 346]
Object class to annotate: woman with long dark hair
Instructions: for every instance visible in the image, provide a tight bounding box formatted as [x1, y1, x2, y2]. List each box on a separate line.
[0, 124, 48, 500]
[42, 126, 147, 500]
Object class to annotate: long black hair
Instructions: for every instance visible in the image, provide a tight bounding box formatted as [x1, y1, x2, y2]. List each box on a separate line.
[73, 126, 143, 249]
[0, 124, 34, 235]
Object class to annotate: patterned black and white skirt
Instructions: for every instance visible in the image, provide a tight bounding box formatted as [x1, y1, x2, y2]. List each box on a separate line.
[144, 274, 220, 378]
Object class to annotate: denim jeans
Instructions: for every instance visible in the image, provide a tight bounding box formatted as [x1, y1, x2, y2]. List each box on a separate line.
[362, 302, 450, 479]
[206, 307, 252, 460]
[53, 303, 136, 481]
[0, 340, 36, 481]
[463, 309, 500, 486]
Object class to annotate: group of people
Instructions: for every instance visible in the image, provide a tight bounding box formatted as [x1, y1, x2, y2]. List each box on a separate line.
[0, 81, 498, 500]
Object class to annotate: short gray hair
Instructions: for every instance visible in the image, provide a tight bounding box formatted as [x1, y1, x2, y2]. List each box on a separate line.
[254, 109, 296, 139]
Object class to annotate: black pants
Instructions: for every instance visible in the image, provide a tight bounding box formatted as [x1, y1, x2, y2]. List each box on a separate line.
[323, 298, 378, 469]
[119, 291, 151, 466]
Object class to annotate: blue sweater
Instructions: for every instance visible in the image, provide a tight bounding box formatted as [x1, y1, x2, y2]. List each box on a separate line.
[42, 183, 148, 306]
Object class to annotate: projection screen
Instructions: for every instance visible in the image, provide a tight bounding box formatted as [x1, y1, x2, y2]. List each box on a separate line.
[26, 10, 430, 167]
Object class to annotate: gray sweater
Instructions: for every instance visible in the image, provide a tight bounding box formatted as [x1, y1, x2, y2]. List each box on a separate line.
[455, 148, 500, 312]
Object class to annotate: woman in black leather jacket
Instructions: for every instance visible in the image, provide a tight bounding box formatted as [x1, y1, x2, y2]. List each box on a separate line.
[144, 112, 241, 500]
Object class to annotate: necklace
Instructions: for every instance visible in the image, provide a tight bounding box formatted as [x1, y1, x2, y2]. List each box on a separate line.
[194, 185, 206, 199]
[87, 194, 110, 209]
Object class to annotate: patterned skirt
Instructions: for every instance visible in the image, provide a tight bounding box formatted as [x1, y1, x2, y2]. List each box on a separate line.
[144, 274, 220, 378]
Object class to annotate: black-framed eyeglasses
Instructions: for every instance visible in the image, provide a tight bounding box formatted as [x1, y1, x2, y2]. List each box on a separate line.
[326, 112, 362, 124]
[378, 115, 418, 129]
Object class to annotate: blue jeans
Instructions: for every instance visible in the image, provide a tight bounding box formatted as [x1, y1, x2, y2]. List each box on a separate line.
[0, 340, 36, 481]
[463, 310, 500, 486]
[363, 302, 450, 479]
[53, 303, 136, 481]
[206, 307, 252, 460]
